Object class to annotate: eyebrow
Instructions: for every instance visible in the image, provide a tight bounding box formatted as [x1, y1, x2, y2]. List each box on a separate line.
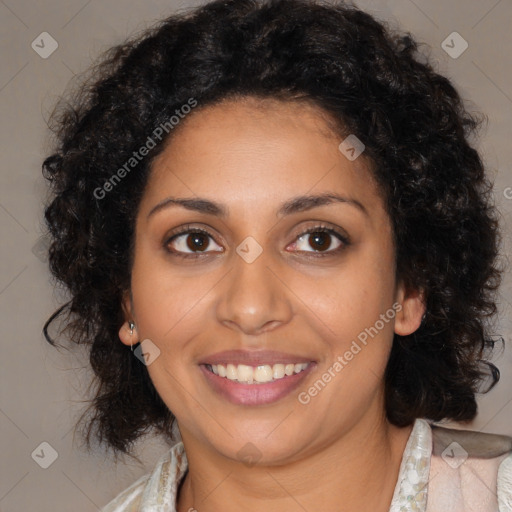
[146, 192, 368, 220]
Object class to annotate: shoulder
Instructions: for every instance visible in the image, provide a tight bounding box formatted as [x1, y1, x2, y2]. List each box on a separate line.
[100, 472, 150, 512]
[99, 441, 188, 512]
[498, 452, 512, 511]
[426, 422, 512, 512]
[431, 423, 512, 458]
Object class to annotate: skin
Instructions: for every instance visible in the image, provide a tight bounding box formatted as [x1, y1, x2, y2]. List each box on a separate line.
[118, 96, 425, 512]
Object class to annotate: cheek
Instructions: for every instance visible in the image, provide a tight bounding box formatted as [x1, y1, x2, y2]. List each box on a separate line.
[130, 244, 214, 342]
[296, 265, 397, 417]
[292, 247, 396, 349]
[129, 255, 206, 414]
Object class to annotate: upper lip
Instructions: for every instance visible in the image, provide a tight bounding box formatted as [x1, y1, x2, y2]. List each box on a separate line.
[199, 350, 315, 366]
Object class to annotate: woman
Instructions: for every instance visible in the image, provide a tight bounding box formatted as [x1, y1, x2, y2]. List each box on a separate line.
[41, 0, 512, 510]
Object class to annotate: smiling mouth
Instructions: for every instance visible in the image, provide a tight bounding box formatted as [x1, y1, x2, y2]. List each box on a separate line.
[204, 362, 311, 384]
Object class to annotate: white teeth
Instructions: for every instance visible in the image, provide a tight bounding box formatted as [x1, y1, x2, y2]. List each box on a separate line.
[237, 364, 254, 383]
[285, 364, 295, 376]
[226, 364, 238, 380]
[254, 365, 273, 383]
[273, 364, 285, 379]
[208, 362, 310, 384]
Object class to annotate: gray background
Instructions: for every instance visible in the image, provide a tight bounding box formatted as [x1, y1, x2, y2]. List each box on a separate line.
[1, 0, 511, 510]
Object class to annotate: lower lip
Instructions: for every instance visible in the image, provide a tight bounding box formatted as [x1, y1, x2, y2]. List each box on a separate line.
[199, 363, 316, 406]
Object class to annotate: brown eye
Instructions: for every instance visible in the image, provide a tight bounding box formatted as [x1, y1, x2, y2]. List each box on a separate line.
[294, 227, 347, 254]
[165, 227, 223, 257]
[185, 232, 210, 252]
[306, 231, 333, 251]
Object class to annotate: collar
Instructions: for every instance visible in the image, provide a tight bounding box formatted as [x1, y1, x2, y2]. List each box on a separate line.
[388, 418, 432, 512]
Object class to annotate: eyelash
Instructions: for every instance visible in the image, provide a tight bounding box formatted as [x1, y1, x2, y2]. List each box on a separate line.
[163, 223, 350, 260]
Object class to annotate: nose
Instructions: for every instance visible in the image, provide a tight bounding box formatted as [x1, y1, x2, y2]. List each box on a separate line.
[215, 243, 293, 337]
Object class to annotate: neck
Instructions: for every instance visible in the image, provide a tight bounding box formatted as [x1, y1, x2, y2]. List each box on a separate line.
[176, 411, 414, 512]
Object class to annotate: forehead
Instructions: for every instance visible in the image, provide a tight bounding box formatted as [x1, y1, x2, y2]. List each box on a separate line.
[140, 97, 386, 222]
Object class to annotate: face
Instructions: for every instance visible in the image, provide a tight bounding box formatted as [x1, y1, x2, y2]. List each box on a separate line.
[119, 96, 424, 465]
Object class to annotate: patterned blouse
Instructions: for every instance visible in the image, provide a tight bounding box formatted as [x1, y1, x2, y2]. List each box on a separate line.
[101, 418, 512, 511]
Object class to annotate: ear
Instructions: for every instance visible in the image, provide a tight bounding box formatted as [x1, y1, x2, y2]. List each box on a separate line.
[393, 279, 426, 336]
[118, 289, 136, 347]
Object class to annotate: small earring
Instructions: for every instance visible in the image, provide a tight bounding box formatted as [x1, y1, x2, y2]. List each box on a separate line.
[129, 321, 135, 351]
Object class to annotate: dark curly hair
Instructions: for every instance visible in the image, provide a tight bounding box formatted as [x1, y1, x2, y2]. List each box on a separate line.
[42, 0, 505, 461]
